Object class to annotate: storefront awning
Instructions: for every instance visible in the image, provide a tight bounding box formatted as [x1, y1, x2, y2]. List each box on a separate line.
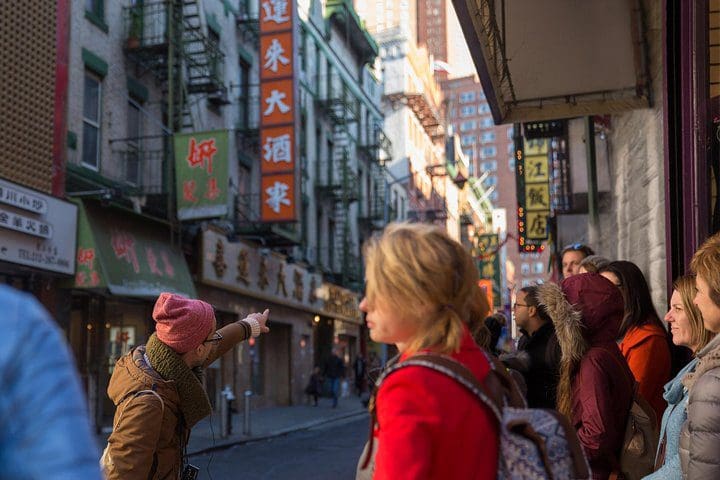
[452, 0, 651, 124]
[72, 201, 196, 298]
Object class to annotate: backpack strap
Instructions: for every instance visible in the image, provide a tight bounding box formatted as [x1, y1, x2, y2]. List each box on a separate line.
[360, 352, 507, 470]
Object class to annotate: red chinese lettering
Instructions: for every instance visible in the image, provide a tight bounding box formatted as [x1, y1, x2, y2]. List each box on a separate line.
[186, 137, 217, 174]
[90, 271, 100, 287]
[111, 230, 140, 273]
[75, 271, 87, 286]
[205, 177, 221, 200]
[77, 247, 95, 270]
[183, 180, 198, 202]
[146, 247, 163, 276]
[161, 251, 175, 278]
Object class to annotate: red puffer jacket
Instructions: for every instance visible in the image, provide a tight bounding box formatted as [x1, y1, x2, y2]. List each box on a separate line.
[372, 327, 499, 479]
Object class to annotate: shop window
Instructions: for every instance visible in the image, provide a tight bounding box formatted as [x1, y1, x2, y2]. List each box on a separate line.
[521, 263, 530, 275]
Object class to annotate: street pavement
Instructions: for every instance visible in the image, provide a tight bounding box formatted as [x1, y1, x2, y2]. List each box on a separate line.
[97, 395, 368, 457]
[188, 415, 369, 479]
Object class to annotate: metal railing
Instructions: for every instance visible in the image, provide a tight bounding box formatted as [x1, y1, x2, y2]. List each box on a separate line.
[108, 148, 166, 195]
[122, 2, 169, 49]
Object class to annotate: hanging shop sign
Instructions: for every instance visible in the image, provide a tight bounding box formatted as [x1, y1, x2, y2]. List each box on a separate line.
[199, 228, 361, 324]
[174, 130, 229, 221]
[476, 233, 502, 308]
[259, 0, 298, 222]
[0, 178, 76, 274]
[516, 138, 551, 252]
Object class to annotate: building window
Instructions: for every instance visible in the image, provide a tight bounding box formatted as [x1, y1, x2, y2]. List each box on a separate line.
[461, 135, 476, 146]
[481, 117, 494, 127]
[508, 157, 516, 172]
[85, 0, 106, 29]
[533, 262, 544, 274]
[489, 190, 499, 201]
[484, 175, 498, 187]
[481, 131, 496, 143]
[481, 146, 497, 158]
[508, 143, 515, 154]
[478, 103, 491, 114]
[480, 160, 497, 172]
[507, 127, 515, 139]
[82, 72, 102, 169]
[459, 91, 476, 103]
[520, 263, 530, 275]
[460, 105, 475, 117]
[460, 120, 476, 131]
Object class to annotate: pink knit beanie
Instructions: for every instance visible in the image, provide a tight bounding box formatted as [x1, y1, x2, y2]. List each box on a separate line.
[153, 293, 215, 354]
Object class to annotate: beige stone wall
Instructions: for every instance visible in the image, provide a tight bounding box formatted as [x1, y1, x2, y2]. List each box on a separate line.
[599, 0, 667, 314]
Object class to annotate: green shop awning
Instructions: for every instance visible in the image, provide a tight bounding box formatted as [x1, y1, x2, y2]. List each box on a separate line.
[72, 200, 196, 298]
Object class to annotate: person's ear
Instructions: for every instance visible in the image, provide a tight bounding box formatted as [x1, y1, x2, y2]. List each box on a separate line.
[528, 305, 537, 318]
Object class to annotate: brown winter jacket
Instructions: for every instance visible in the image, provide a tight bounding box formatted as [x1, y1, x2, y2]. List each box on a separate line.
[106, 344, 186, 480]
[679, 334, 720, 479]
[538, 274, 635, 480]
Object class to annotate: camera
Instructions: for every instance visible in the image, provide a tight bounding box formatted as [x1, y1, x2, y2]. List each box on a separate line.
[181, 464, 200, 480]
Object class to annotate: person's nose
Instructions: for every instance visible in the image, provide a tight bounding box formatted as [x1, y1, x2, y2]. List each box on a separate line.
[359, 297, 368, 312]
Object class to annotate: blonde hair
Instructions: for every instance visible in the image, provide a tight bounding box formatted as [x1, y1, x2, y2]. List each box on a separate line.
[690, 232, 720, 307]
[363, 222, 489, 355]
[673, 274, 715, 352]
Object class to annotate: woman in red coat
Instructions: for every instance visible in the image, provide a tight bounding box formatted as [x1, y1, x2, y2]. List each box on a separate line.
[599, 261, 671, 422]
[357, 223, 499, 480]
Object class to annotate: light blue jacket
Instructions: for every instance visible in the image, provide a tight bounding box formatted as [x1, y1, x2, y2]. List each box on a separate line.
[0, 286, 102, 480]
[643, 357, 698, 480]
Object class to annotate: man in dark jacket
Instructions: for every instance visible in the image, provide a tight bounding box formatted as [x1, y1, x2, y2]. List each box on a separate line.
[501, 285, 561, 409]
[324, 349, 345, 408]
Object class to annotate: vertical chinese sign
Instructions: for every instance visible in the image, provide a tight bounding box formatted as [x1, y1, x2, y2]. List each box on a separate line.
[476, 233, 501, 308]
[515, 138, 550, 252]
[174, 130, 229, 220]
[259, 0, 297, 222]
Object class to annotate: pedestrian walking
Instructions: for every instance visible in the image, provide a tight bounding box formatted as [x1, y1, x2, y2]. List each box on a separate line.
[561, 242, 595, 278]
[678, 233, 720, 478]
[305, 366, 323, 406]
[324, 348, 345, 408]
[501, 285, 561, 409]
[102, 292, 269, 480]
[0, 285, 102, 480]
[600, 261, 672, 422]
[538, 273, 635, 480]
[353, 354, 367, 396]
[357, 223, 497, 479]
[644, 275, 714, 479]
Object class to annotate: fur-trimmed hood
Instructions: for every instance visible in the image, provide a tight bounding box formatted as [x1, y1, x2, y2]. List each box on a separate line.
[536, 281, 587, 369]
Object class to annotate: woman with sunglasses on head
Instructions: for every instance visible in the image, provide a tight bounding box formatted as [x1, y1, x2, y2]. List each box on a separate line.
[644, 275, 714, 479]
[357, 223, 499, 479]
[599, 261, 671, 423]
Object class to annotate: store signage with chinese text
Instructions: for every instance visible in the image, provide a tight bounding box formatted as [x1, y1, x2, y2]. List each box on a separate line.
[174, 130, 229, 221]
[259, 0, 297, 222]
[476, 233, 502, 308]
[199, 229, 361, 323]
[0, 178, 76, 274]
[515, 138, 550, 252]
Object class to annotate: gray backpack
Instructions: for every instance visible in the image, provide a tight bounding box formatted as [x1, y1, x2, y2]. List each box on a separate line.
[358, 353, 591, 480]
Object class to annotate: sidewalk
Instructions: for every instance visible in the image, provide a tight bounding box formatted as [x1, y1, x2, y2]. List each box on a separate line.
[97, 396, 368, 456]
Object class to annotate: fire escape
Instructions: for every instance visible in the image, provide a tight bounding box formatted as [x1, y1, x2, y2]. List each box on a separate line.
[358, 120, 392, 231]
[122, 0, 228, 132]
[315, 73, 361, 287]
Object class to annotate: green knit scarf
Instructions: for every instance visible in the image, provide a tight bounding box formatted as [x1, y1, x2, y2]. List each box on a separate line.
[145, 333, 212, 429]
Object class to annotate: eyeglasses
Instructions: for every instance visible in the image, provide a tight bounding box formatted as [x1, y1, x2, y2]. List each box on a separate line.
[513, 302, 529, 309]
[203, 331, 223, 345]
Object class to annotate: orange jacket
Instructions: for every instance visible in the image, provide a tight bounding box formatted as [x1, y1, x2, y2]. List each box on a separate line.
[620, 323, 671, 423]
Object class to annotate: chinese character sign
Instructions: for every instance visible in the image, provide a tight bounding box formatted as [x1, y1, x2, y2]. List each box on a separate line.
[174, 130, 229, 220]
[259, 0, 296, 222]
[476, 234, 502, 308]
[516, 138, 550, 252]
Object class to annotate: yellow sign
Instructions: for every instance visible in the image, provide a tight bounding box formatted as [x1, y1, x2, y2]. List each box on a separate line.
[524, 183, 550, 211]
[524, 154, 549, 182]
[525, 212, 549, 239]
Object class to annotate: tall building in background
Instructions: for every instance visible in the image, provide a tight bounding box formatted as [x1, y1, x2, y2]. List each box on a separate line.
[417, 0, 448, 62]
[354, 0, 417, 44]
[442, 75, 551, 294]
